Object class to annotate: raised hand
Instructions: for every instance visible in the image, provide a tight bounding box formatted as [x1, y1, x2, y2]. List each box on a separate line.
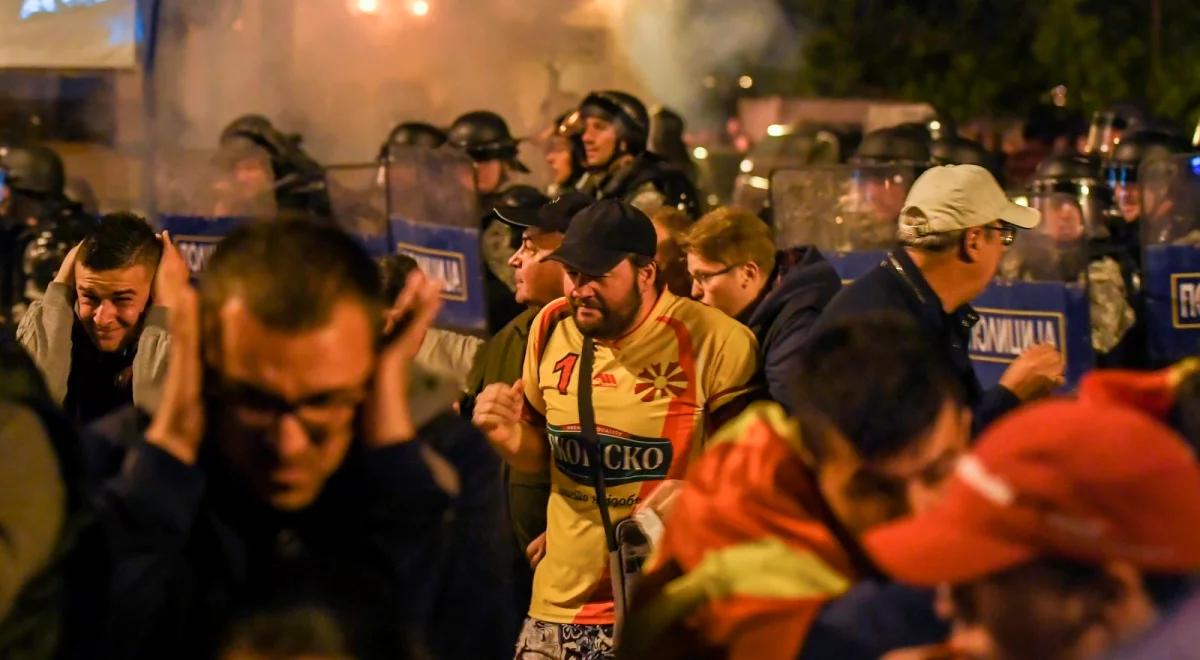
[144, 231, 205, 464]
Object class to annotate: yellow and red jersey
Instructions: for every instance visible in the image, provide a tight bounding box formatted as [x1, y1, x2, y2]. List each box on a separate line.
[628, 402, 857, 660]
[522, 290, 759, 624]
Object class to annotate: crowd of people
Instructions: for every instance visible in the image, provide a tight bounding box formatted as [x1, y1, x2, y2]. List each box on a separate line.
[2, 85, 1200, 660]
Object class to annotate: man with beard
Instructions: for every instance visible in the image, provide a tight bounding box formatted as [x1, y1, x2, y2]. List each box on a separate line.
[18, 212, 171, 423]
[472, 199, 759, 658]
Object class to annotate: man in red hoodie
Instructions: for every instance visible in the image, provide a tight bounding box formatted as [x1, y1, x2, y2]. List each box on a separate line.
[624, 314, 973, 659]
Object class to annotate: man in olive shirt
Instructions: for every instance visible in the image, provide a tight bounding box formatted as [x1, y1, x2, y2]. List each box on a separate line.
[463, 192, 592, 611]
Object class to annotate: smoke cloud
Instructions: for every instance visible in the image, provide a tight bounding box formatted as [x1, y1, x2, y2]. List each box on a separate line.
[147, 0, 793, 178]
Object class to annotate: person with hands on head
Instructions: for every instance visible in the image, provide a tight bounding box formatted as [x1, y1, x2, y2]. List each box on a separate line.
[474, 198, 760, 659]
[814, 164, 1065, 433]
[84, 218, 499, 660]
[17, 212, 172, 424]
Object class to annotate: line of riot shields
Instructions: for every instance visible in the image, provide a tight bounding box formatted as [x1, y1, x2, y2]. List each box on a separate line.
[771, 163, 1113, 390]
[156, 142, 487, 333]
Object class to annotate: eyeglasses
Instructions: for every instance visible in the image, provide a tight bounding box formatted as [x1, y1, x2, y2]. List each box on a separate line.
[690, 263, 740, 286]
[981, 222, 1018, 246]
[213, 380, 366, 436]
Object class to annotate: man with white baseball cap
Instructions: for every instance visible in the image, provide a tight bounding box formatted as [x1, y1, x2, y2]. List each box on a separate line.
[815, 164, 1065, 432]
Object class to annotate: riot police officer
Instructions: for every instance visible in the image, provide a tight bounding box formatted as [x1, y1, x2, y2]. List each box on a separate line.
[543, 112, 584, 197]
[1012, 153, 1142, 367]
[219, 114, 332, 221]
[0, 144, 95, 322]
[563, 90, 699, 217]
[446, 110, 528, 207]
[445, 110, 532, 331]
[844, 124, 932, 247]
[1105, 130, 1191, 228]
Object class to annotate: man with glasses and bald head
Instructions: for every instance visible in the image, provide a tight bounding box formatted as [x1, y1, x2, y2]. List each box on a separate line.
[814, 164, 1064, 432]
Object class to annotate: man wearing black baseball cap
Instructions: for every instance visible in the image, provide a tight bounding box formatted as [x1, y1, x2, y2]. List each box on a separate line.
[473, 198, 760, 657]
[464, 191, 594, 620]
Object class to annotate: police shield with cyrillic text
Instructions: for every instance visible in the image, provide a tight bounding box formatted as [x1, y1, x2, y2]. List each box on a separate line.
[385, 145, 487, 333]
[972, 160, 1099, 389]
[1141, 153, 1200, 364]
[155, 146, 279, 278]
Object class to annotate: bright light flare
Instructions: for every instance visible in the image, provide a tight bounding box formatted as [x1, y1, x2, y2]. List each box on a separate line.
[692, 146, 709, 160]
[739, 159, 754, 173]
[356, 0, 380, 14]
[411, 0, 429, 16]
[766, 124, 790, 137]
[738, 75, 754, 89]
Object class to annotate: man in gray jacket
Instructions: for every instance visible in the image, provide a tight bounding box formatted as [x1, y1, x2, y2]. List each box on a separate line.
[17, 212, 172, 423]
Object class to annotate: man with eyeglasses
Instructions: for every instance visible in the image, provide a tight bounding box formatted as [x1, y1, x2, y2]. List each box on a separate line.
[682, 206, 841, 409]
[815, 164, 1064, 433]
[82, 219, 498, 660]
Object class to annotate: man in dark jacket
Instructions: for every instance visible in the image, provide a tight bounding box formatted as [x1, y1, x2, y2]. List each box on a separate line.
[83, 220, 504, 660]
[814, 164, 1063, 432]
[684, 206, 841, 408]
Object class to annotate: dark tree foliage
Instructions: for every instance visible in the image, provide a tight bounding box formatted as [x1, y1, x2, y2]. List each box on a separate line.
[746, 0, 1200, 126]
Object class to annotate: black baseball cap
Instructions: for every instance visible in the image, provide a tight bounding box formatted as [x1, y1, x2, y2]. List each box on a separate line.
[543, 198, 656, 276]
[493, 191, 593, 234]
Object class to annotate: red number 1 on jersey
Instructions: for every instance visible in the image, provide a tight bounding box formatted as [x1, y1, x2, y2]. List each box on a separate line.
[553, 353, 579, 395]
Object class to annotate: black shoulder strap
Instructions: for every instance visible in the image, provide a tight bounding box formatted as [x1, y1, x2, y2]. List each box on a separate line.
[577, 337, 618, 552]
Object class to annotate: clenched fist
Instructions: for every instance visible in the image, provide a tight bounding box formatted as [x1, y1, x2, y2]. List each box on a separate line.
[472, 379, 525, 454]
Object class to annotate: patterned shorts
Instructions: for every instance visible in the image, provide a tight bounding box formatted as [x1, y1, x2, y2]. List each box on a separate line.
[514, 617, 615, 660]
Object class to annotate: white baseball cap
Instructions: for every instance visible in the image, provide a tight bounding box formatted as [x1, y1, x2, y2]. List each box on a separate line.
[900, 164, 1041, 236]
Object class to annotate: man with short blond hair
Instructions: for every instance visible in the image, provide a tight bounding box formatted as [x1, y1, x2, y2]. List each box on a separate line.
[684, 206, 840, 407]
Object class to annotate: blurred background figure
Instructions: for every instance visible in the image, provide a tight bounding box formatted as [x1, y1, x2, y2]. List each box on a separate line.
[649, 106, 698, 186]
[649, 206, 694, 298]
[220, 607, 357, 660]
[218, 114, 332, 221]
[2, 144, 96, 323]
[542, 112, 584, 197]
[0, 333, 91, 660]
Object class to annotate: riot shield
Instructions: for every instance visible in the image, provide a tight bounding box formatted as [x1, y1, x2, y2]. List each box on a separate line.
[971, 196, 1095, 390]
[1141, 153, 1200, 363]
[325, 163, 390, 258]
[386, 145, 485, 333]
[998, 192, 1099, 284]
[770, 164, 916, 281]
[153, 144, 278, 278]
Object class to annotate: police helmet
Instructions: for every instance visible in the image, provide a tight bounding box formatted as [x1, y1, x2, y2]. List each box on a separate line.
[380, 121, 446, 159]
[570, 91, 651, 156]
[1105, 130, 1191, 186]
[22, 210, 97, 298]
[1033, 153, 1101, 190]
[1030, 153, 1118, 237]
[446, 111, 528, 172]
[220, 114, 296, 161]
[1, 144, 66, 197]
[850, 124, 931, 166]
[931, 136, 1002, 183]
